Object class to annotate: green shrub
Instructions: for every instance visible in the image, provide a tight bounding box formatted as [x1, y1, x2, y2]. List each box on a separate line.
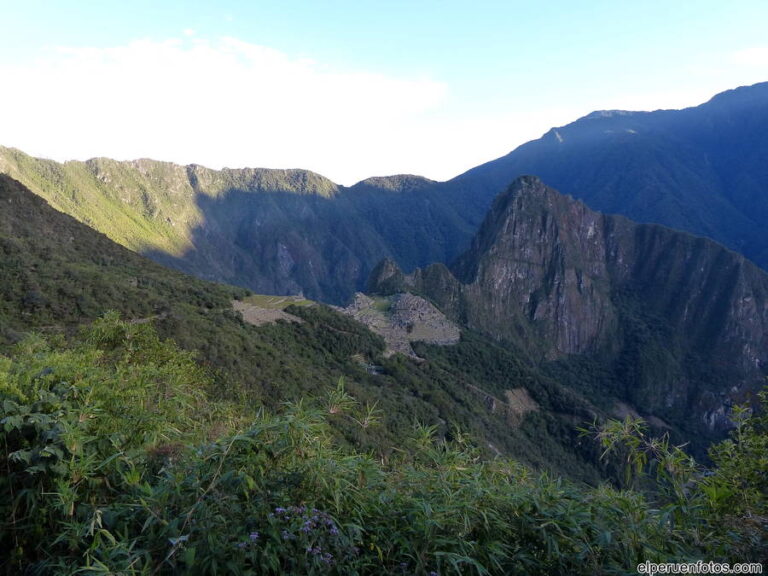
[1, 315, 766, 574]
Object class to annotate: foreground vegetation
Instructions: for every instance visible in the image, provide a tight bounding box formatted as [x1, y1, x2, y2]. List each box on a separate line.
[1, 316, 766, 574]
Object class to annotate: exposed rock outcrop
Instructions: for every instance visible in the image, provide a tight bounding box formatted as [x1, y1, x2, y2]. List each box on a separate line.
[370, 176, 768, 435]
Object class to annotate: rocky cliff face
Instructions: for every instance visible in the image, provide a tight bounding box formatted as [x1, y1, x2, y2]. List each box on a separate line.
[452, 176, 617, 356]
[370, 176, 768, 436]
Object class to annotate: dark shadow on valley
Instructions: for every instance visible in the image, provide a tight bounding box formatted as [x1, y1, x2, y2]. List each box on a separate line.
[141, 174, 506, 304]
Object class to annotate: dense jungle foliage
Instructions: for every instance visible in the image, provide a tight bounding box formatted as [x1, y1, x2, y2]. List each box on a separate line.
[1, 315, 766, 574]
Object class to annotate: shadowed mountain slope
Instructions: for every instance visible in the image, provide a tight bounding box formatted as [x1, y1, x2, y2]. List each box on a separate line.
[370, 176, 768, 451]
[3, 82, 766, 303]
[0, 148, 478, 303]
[451, 82, 768, 268]
[0, 173, 610, 479]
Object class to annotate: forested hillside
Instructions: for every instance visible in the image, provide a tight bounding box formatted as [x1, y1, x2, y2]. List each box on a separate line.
[0, 174, 607, 479]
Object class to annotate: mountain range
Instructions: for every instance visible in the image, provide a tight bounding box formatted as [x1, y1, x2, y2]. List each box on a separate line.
[0, 148, 475, 303]
[2, 82, 767, 304]
[369, 176, 768, 448]
[2, 81, 768, 464]
[0, 173, 609, 479]
[454, 81, 768, 269]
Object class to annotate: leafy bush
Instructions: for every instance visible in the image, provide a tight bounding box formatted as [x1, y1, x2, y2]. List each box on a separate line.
[1, 316, 766, 574]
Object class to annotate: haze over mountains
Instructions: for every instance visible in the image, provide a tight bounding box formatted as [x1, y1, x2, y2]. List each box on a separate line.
[2, 82, 767, 305]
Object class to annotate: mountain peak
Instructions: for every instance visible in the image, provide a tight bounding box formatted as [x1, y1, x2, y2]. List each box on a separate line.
[703, 80, 768, 108]
[504, 174, 559, 198]
[485, 175, 564, 218]
[457, 175, 581, 271]
[366, 257, 406, 295]
[581, 109, 641, 120]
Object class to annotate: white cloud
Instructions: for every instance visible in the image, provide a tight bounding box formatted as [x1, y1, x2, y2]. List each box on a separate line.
[0, 36, 467, 184]
[731, 45, 768, 67]
[5, 36, 763, 185]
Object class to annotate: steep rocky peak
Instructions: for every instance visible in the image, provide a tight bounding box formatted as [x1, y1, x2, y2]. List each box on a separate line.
[480, 174, 580, 227]
[453, 175, 603, 284]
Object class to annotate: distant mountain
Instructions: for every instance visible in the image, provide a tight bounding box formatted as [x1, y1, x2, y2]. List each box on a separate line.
[370, 176, 768, 450]
[452, 81, 768, 268]
[0, 148, 478, 304]
[3, 82, 766, 304]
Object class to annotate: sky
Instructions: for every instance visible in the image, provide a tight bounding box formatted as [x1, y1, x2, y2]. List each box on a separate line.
[1, 1, 767, 185]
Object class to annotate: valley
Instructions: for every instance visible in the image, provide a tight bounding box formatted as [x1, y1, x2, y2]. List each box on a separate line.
[2, 83, 767, 307]
[1, 81, 767, 571]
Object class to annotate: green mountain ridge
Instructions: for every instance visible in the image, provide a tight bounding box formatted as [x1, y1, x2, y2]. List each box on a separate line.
[0, 146, 476, 304]
[4, 83, 767, 305]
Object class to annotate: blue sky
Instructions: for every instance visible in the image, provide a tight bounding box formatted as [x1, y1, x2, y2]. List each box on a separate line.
[2, 1, 767, 184]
